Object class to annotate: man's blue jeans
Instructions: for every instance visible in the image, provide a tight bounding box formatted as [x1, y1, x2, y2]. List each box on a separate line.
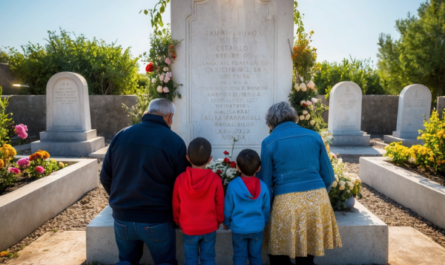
[183, 231, 216, 265]
[114, 219, 178, 265]
[232, 232, 263, 265]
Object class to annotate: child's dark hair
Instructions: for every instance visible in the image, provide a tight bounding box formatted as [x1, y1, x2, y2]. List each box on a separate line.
[188, 137, 212, 166]
[236, 149, 261, 176]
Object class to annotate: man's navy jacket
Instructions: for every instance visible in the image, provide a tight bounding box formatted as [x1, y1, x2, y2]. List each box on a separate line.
[100, 114, 189, 224]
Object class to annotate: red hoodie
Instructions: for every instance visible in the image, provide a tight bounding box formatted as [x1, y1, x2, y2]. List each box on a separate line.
[172, 167, 225, 235]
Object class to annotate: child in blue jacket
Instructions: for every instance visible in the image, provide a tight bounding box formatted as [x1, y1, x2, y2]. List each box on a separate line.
[223, 149, 270, 265]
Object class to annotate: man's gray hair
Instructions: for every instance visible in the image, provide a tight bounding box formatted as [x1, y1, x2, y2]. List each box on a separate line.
[265, 101, 298, 128]
[148, 98, 176, 116]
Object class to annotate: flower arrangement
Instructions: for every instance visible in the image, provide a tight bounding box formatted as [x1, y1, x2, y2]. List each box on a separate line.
[144, 28, 182, 101]
[385, 110, 445, 173]
[328, 152, 363, 210]
[206, 139, 240, 185]
[289, 30, 328, 132]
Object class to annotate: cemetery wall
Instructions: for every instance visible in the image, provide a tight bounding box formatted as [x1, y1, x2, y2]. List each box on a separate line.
[318, 95, 399, 134]
[4, 95, 137, 141]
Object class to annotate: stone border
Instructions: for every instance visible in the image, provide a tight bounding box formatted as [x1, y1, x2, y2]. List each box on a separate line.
[0, 157, 98, 251]
[359, 157, 445, 229]
[86, 202, 388, 265]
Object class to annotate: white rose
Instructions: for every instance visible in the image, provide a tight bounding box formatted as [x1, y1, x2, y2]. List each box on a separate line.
[347, 182, 354, 190]
[159, 74, 164, 81]
[163, 67, 169, 72]
[152, 78, 157, 84]
[294, 84, 300, 91]
[347, 190, 350, 193]
[310, 120, 315, 125]
[300, 83, 307, 91]
[339, 185, 345, 191]
[157, 86, 163, 93]
[307, 81, 315, 89]
[339, 181, 346, 186]
[299, 115, 305, 121]
[311, 97, 318, 103]
[303, 110, 308, 115]
[306, 114, 311, 119]
[332, 181, 337, 188]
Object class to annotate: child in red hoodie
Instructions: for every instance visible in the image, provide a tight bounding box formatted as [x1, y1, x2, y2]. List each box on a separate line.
[172, 137, 224, 265]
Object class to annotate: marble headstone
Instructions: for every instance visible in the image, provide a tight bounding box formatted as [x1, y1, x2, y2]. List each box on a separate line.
[384, 84, 431, 146]
[31, 72, 105, 156]
[328, 81, 370, 146]
[171, 0, 294, 157]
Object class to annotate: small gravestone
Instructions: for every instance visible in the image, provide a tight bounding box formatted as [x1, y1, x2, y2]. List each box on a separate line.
[328, 81, 370, 146]
[31, 72, 105, 156]
[171, 0, 293, 156]
[384, 84, 431, 147]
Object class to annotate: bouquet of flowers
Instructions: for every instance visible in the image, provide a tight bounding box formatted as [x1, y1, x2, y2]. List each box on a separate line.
[205, 139, 240, 185]
[328, 152, 363, 210]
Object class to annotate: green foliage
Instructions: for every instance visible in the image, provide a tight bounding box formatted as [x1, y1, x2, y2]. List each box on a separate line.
[141, 0, 170, 35]
[0, 49, 8, 63]
[0, 88, 13, 146]
[315, 58, 386, 97]
[377, 0, 445, 97]
[6, 29, 140, 95]
[122, 91, 151, 125]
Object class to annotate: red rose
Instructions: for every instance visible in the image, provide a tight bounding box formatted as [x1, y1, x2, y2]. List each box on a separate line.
[224, 151, 229, 155]
[216, 170, 222, 175]
[224, 158, 230, 164]
[169, 45, 174, 49]
[172, 54, 177, 59]
[230, 161, 236, 168]
[146, 62, 154, 72]
[302, 103, 307, 107]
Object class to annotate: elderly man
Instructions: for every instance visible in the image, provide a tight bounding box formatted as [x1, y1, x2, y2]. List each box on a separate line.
[101, 98, 188, 265]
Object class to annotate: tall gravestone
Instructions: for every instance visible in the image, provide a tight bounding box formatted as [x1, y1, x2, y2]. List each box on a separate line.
[384, 84, 431, 146]
[171, 0, 293, 156]
[328, 81, 370, 146]
[31, 72, 105, 156]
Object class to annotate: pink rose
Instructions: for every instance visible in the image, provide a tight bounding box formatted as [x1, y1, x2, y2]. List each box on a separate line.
[36, 166, 45, 174]
[164, 72, 171, 83]
[17, 158, 30, 169]
[157, 86, 163, 93]
[159, 74, 164, 81]
[7, 167, 20, 175]
[306, 101, 313, 106]
[165, 57, 171, 65]
[14, 124, 29, 140]
[311, 98, 318, 103]
[163, 87, 170, 93]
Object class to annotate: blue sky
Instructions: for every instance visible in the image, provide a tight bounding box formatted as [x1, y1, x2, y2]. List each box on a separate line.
[0, 0, 424, 72]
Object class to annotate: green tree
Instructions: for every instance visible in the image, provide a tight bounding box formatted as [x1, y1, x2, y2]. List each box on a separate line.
[315, 58, 386, 97]
[0, 49, 8, 63]
[377, 0, 445, 98]
[6, 29, 140, 95]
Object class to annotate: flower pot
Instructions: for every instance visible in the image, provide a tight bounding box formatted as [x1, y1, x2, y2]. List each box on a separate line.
[345, 196, 355, 210]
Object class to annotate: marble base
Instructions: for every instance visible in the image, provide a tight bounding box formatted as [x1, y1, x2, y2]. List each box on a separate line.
[360, 157, 445, 229]
[40, 130, 98, 142]
[331, 132, 371, 146]
[392, 130, 420, 139]
[384, 135, 423, 147]
[31, 137, 105, 157]
[86, 202, 388, 265]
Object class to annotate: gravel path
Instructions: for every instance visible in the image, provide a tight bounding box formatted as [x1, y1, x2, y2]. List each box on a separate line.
[2, 157, 445, 264]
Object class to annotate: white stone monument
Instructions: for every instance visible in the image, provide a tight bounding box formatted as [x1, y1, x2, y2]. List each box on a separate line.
[171, 0, 294, 157]
[31, 72, 105, 156]
[328, 81, 370, 146]
[384, 84, 431, 146]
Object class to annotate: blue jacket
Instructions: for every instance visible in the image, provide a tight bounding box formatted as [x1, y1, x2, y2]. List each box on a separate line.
[223, 177, 270, 234]
[257, 121, 335, 199]
[100, 114, 189, 224]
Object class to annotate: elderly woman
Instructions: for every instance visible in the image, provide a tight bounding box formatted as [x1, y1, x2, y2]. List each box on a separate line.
[258, 102, 342, 265]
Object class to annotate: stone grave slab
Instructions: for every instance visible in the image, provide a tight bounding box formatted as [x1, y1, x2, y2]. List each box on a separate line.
[31, 72, 104, 156]
[328, 81, 370, 146]
[385, 84, 431, 147]
[86, 202, 388, 265]
[171, 0, 294, 157]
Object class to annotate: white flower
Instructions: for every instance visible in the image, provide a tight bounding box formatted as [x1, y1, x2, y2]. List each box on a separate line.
[299, 115, 305, 121]
[339, 181, 346, 187]
[347, 190, 350, 193]
[300, 83, 307, 91]
[163, 67, 169, 72]
[310, 120, 315, 125]
[216, 158, 224, 163]
[157, 86, 163, 93]
[347, 181, 354, 190]
[159, 74, 164, 81]
[339, 185, 345, 191]
[311, 97, 318, 103]
[152, 78, 157, 84]
[332, 181, 338, 188]
[307, 101, 313, 105]
[306, 114, 311, 119]
[300, 100, 306, 105]
[307, 81, 315, 89]
[163, 87, 170, 93]
[303, 110, 308, 115]
[299, 76, 304, 82]
[294, 84, 300, 91]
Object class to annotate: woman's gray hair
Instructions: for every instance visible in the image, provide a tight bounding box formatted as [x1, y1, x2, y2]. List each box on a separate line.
[148, 98, 176, 117]
[265, 101, 298, 128]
